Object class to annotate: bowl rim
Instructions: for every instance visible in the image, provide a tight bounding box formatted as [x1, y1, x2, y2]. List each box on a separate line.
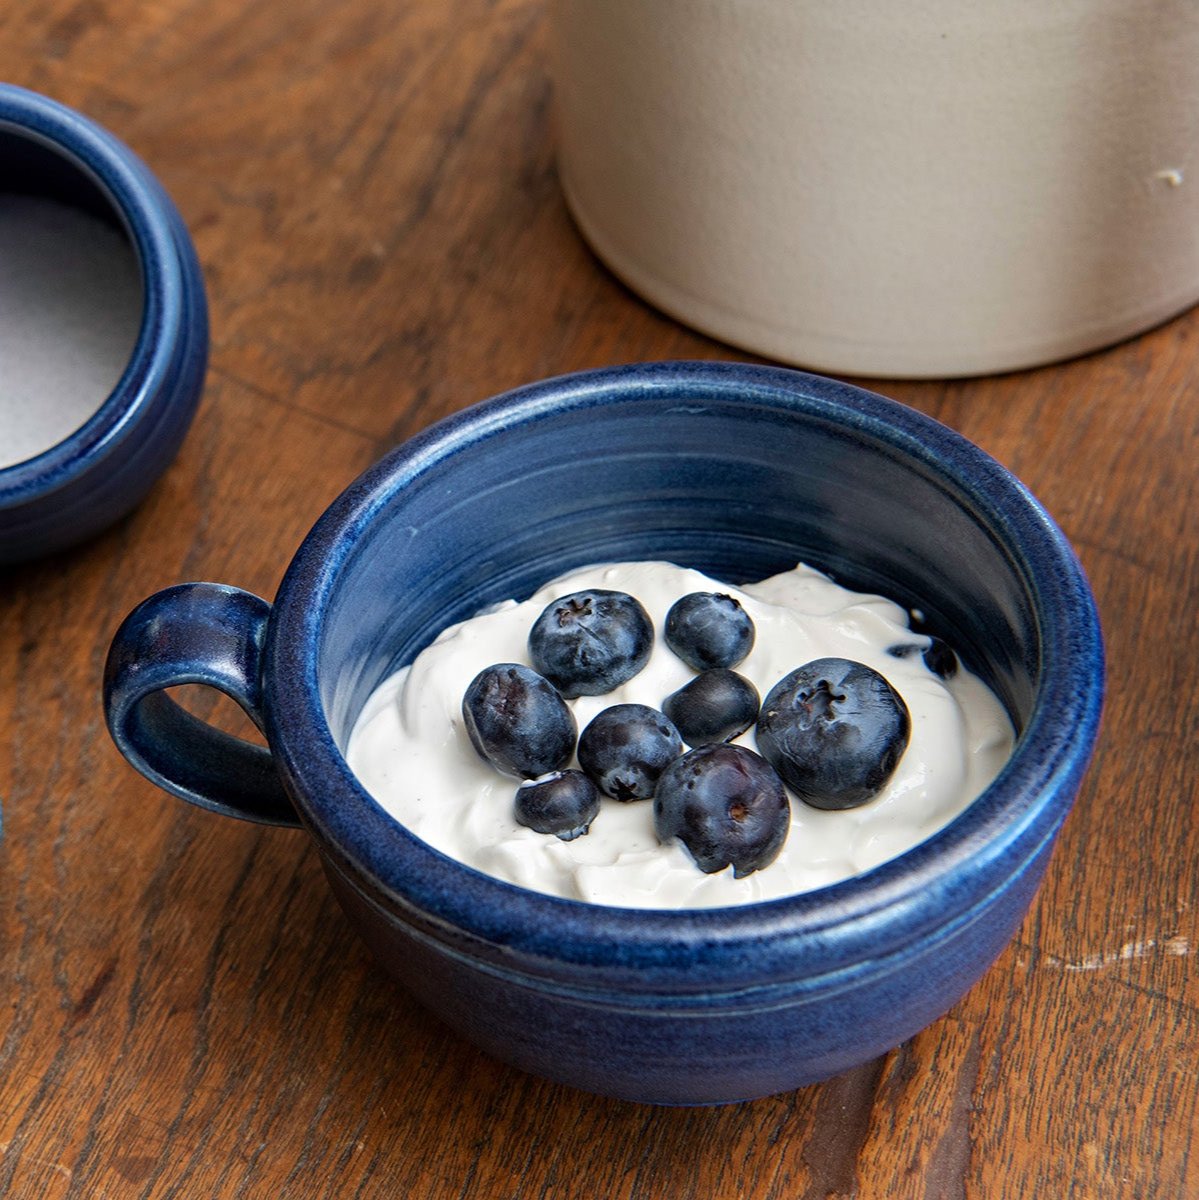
[262, 361, 1105, 981]
[0, 83, 187, 506]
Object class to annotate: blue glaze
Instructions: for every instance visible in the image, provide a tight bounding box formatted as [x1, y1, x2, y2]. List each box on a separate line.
[103, 362, 1105, 1104]
[104, 583, 297, 826]
[0, 84, 207, 563]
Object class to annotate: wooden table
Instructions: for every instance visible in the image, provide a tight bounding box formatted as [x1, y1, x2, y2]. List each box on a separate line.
[2, 2, 1195, 1196]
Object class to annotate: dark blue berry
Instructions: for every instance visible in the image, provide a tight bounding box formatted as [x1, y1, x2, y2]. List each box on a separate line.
[462, 663, 576, 779]
[755, 658, 910, 810]
[662, 668, 760, 746]
[528, 589, 654, 698]
[515, 770, 601, 840]
[654, 744, 789, 876]
[664, 591, 755, 671]
[577, 703, 684, 801]
[887, 636, 958, 679]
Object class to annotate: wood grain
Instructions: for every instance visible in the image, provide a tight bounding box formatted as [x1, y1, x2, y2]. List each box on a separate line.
[1, 1, 1196, 1196]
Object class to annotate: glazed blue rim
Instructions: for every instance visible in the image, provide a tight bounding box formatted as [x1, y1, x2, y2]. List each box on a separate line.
[0, 84, 182, 505]
[264, 362, 1104, 976]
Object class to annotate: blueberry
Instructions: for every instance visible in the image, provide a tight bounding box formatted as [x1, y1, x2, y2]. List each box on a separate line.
[654, 744, 789, 876]
[887, 635, 958, 680]
[528, 589, 654, 698]
[577, 703, 684, 801]
[462, 663, 576, 779]
[662, 668, 760, 746]
[755, 658, 910, 810]
[515, 770, 601, 841]
[664, 591, 755, 670]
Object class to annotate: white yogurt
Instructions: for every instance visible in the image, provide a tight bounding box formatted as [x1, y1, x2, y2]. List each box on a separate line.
[346, 562, 1014, 909]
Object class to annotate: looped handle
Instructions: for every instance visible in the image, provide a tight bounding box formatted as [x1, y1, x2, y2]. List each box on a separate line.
[103, 583, 301, 827]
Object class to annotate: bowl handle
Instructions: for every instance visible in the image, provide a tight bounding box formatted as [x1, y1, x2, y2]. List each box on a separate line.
[103, 583, 302, 827]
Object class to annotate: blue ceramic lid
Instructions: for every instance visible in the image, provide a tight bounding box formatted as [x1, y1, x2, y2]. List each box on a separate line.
[0, 84, 207, 564]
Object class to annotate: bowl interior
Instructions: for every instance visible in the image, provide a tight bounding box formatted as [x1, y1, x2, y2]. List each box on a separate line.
[0, 124, 129, 224]
[0, 117, 146, 472]
[312, 370, 1044, 754]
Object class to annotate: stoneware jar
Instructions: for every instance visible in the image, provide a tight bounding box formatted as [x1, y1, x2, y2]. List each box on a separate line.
[103, 362, 1104, 1105]
[548, 0, 1199, 377]
[0, 84, 208, 564]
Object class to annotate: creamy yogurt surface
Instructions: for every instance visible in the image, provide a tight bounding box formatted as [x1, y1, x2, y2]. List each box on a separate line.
[346, 561, 1014, 909]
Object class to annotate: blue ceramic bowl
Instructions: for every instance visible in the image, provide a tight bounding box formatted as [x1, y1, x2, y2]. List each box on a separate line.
[104, 362, 1104, 1104]
[0, 84, 207, 564]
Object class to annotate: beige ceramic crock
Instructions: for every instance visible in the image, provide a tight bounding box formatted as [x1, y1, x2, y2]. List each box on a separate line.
[548, 0, 1199, 378]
